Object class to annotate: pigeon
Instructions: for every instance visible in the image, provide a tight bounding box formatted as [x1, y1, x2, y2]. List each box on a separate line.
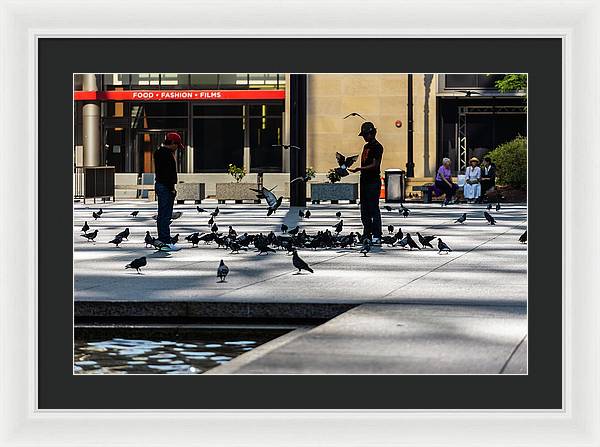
[405, 233, 421, 250]
[81, 230, 98, 242]
[298, 209, 305, 218]
[208, 216, 214, 226]
[290, 174, 313, 185]
[171, 211, 183, 220]
[170, 234, 179, 245]
[211, 207, 220, 218]
[196, 206, 207, 213]
[211, 223, 219, 233]
[144, 231, 154, 247]
[108, 235, 123, 247]
[228, 226, 237, 238]
[483, 211, 496, 225]
[402, 208, 409, 218]
[81, 221, 89, 233]
[343, 112, 366, 120]
[496, 202, 501, 212]
[417, 232, 436, 249]
[336, 211, 342, 218]
[381, 235, 397, 246]
[383, 205, 392, 212]
[288, 226, 299, 236]
[486, 203, 492, 211]
[388, 225, 394, 234]
[292, 250, 314, 273]
[255, 186, 282, 216]
[130, 211, 139, 217]
[255, 243, 276, 255]
[125, 256, 147, 274]
[394, 228, 404, 241]
[304, 210, 311, 219]
[185, 232, 200, 242]
[333, 220, 343, 234]
[92, 211, 100, 220]
[455, 213, 467, 224]
[360, 239, 371, 257]
[115, 228, 130, 240]
[217, 260, 229, 282]
[437, 238, 452, 254]
[334, 152, 359, 177]
[519, 230, 527, 244]
[199, 233, 216, 244]
[96, 208, 103, 216]
[281, 224, 288, 233]
[188, 233, 200, 247]
[229, 241, 247, 254]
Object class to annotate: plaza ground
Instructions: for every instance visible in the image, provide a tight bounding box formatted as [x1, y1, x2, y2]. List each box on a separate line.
[74, 199, 527, 374]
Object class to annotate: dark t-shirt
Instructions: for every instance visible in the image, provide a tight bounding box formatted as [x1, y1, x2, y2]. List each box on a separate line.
[153, 146, 178, 187]
[360, 139, 384, 182]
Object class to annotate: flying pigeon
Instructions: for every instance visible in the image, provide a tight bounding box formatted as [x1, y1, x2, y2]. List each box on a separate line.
[108, 235, 123, 247]
[455, 213, 467, 224]
[130, 211, 139, 217]
[519, 230, 527, 244]
[292, 250, 314, 273]
[81, 229, 98, 242]
[252, 186, 283, 216]
[334, 152, 359, 177]
[483, 211, 496, 225]
[343, 112, 366, 120]
[125, 256, 146, 274]
[115, 228, 130, 240]
[417, 232, 436, 248]
[272, 144, 301, 151]
[437, 238, 452, 254]
[217, 260, 229, 282]
[81, 221, 89, 233]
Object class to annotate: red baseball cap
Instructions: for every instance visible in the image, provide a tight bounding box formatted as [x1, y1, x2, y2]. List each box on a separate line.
[165, 132, 184, 149]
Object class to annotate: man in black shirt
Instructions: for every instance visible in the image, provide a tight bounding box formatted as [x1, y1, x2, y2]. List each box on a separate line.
[480, 156, 497, 202]
[153, 132, 183, 250]
[349, 122, 384, 243]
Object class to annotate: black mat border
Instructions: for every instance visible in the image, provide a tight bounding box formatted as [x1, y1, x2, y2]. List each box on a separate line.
[38, 38, 562, 409]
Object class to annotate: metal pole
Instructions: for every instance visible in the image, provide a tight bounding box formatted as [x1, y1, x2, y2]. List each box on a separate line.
[289, 74, 307, 207]
[406, 73, 415, 177]
[82, 74, 101, 166]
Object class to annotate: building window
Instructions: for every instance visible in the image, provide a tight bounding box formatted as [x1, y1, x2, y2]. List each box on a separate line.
[445, 74, 505, 90]
[249, 104, 284, 172]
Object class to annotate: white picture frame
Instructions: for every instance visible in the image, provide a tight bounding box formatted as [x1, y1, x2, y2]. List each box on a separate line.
[1, 0, 598, 445]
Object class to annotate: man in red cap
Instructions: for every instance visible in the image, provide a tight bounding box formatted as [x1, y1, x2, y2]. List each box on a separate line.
[153, 132, 184, 251]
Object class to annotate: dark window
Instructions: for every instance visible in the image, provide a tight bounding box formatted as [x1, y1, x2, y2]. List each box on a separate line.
[192, 105, 244, 172]
[249, 104, 284, 172]
[104, 128, 127, 173]
[445, 74, 505, 89]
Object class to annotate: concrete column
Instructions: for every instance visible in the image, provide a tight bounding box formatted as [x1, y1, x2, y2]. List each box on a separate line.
[281, 73, 291, 173]
[82, 74, 101, 166]
[243, 105, 251, 172]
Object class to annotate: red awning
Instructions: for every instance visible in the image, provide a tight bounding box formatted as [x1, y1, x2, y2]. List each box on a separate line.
[73, 89, 285, 101]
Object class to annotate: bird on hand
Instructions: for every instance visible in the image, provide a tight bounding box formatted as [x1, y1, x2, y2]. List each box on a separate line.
[217, 260, 229, 282]
[292, 250, 314, 274]
[125, 256, 146, 274]
[483, 211, 496, 225]
[81, 230, 98, 242]
[334, 152, 359, 178]
[455, 213, 467, 224]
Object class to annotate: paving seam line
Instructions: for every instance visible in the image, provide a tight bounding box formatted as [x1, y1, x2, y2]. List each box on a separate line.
[499, 334, 528, 374]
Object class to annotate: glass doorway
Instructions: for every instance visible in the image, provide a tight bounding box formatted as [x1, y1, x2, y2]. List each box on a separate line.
[133, 130, 186, 175]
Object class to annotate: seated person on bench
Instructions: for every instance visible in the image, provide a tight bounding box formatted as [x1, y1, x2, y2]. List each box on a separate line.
[434, 157, 459, 205]
[479, 156, 496, 203]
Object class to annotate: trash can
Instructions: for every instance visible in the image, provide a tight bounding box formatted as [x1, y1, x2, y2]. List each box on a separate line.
[384, 169, 405, 203]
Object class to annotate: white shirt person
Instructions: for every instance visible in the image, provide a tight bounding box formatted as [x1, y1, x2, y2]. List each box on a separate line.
[463, 157, 481, 202]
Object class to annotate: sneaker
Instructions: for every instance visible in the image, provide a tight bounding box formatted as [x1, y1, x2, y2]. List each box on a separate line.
[160, 243, 181, 252]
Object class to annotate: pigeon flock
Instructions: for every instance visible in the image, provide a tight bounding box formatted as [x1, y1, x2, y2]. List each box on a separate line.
[77, 199, 526, 282]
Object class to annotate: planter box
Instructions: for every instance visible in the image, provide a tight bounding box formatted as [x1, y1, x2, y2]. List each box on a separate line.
[175, 182, 206, 204]
[216, 182, 260, 203]
[311, 183, 358, 204]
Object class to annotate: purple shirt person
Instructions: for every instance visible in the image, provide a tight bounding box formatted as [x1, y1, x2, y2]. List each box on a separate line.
[434, 157, 458, 206]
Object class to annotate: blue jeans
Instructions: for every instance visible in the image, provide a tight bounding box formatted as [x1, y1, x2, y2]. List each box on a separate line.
[360, 179, 382, 239]
[155, 182, 175, 243]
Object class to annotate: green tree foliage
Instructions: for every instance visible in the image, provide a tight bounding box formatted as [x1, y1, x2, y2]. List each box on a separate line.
[487, 136, 527, 188]
[227, 164, 246, 183]
[495, 74, 527, 93]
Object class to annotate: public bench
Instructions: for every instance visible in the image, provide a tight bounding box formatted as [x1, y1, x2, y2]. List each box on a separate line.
[412, 183, 434, 203]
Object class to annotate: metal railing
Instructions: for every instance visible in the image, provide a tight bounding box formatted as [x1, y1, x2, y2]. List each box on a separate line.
[74, 166, 116, 203]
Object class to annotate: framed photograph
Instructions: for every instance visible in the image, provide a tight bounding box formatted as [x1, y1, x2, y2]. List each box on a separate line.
[1, 0, 598, 446]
